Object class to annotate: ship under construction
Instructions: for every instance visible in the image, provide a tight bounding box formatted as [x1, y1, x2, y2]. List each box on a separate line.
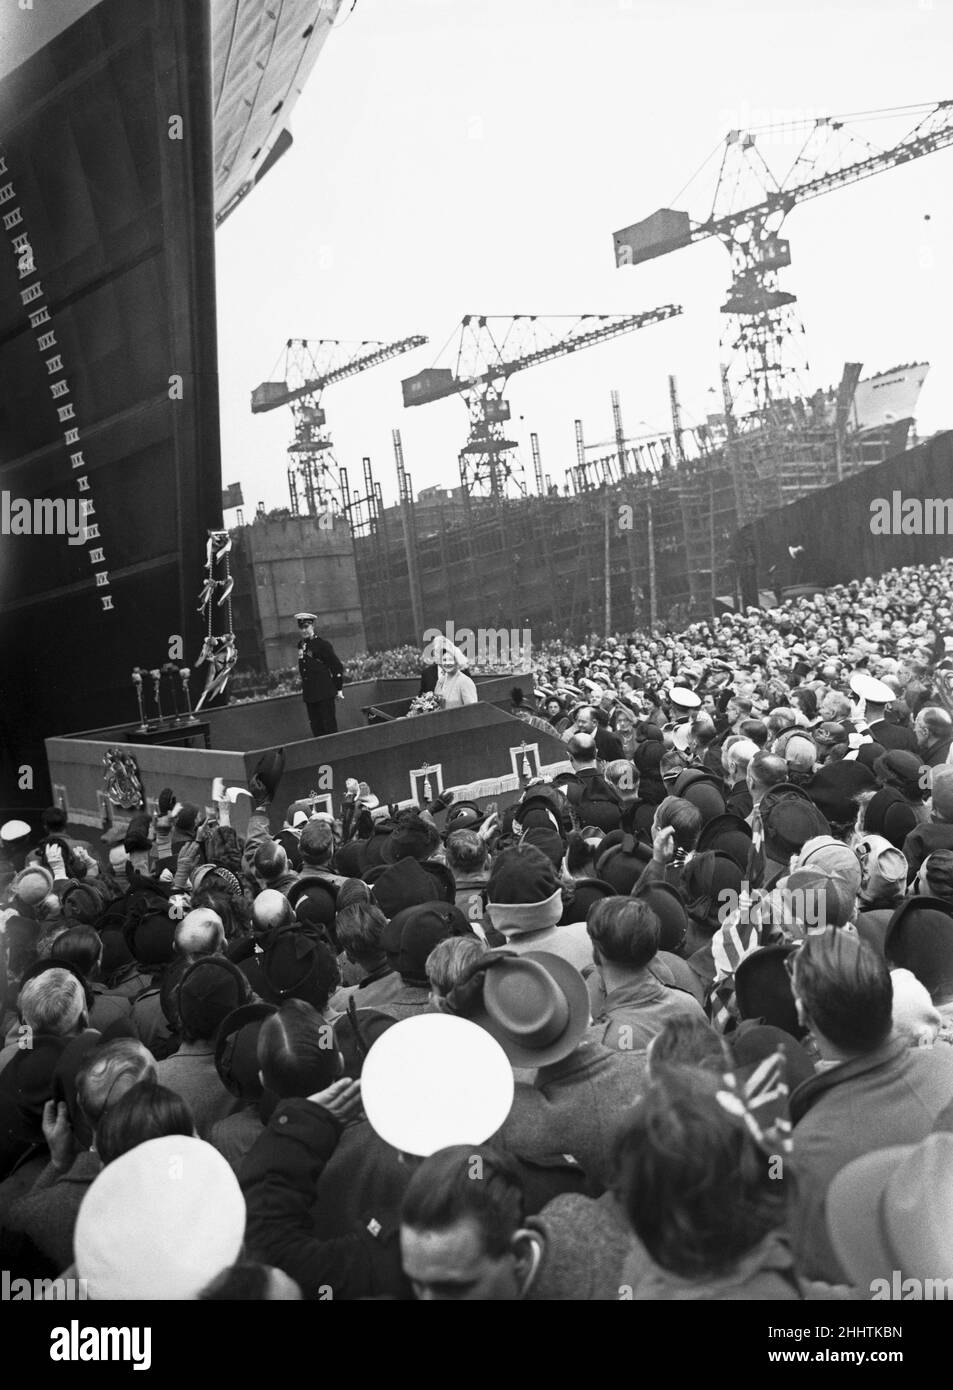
[343, 361, 928, 649]
[235, 100, 950, 662]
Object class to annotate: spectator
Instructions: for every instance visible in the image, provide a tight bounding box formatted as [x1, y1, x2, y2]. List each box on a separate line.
[1, 1038, 155, 1273]
[787, 929, 953, 1284]
[155, 957, 251, 1137]
[615, 1064, 800, 1299]
[585, 897, 706, 1052]
[400, 1144, 534, 1300]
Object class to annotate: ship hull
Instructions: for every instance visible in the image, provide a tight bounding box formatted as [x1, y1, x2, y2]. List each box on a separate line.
[0, 0, 222, 816]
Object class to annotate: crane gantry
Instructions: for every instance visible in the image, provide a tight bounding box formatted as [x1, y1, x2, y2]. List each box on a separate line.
[401, 307, 683, 498]
[614, 100, 953, 420]
[252, 335, 427, 515]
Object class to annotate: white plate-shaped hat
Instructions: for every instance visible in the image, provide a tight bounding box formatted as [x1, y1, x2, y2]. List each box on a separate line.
[362, 1014, 514, 1157]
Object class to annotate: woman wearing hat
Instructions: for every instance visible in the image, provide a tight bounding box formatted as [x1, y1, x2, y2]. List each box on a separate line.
[433, 639, 477, 710]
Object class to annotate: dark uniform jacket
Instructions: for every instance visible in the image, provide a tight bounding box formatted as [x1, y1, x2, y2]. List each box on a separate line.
[298, 636, 344, 702]
[866, 718, 919, 753]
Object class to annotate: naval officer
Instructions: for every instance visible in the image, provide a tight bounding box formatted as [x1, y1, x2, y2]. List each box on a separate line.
[295, 612, 345, 737]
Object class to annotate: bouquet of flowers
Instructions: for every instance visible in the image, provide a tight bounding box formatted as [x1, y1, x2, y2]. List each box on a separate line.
[407, 690, 441, 717]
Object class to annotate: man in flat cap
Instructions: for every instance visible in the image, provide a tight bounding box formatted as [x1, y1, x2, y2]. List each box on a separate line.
[295, 613, 345, 738]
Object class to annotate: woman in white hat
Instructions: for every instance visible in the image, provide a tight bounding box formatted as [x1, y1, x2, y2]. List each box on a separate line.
[433, 636, 477, 710]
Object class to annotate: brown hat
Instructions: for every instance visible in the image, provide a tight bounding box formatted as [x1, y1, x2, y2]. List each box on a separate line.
[469, 950, 590, 1068]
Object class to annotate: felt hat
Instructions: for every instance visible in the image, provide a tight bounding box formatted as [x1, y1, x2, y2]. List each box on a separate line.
[260, 927, 340, 1005]
[332, 1005, 397, 1078]
[827, 1134, 953, 1292]
[214, 1002, 277, 1099]
[558, 877, 616, 925]
[672, 768, 727, 825]
[381, 816, 439, 864]
[807, 761, 878, 825]
[679, 851, 744, 935]
[734, 944, 805, 1040]
[632, 880, 690, 953]
[445, 801, 485, 831]
[380, 901, 469, 985]
[761, 792, 831, 864]
[468, 949, 591, 1068]
[862, 787, 918, 850]
[366, 857, 454, 918]
[884, 895, 953, 1004]
[696, 813, 753, 871]
[177, 957, 250, 1039]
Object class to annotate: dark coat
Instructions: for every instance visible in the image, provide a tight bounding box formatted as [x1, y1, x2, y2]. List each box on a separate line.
[789, 1036, 953, 1283]
[866, 719, 919, 753]
[921, 734, 953, 768]
[298, 635, 344, 703]
[900, 821, 953, 879]
[594, 726, 624, 763]
[4, 1151, 102, 1274]
[725, 780, 754, 819]
[240, 1100, 410, 1300]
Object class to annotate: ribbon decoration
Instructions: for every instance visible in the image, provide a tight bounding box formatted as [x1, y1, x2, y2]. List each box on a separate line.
[195, 529, 237, 712]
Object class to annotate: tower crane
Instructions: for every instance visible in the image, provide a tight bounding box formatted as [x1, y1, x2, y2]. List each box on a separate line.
[401, 308, 682, 498]
[252, 335, 427, 516]
[613, 100, 953, 420]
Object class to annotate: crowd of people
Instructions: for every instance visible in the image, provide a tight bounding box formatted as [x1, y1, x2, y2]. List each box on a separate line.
[2, 556, 953, 1300]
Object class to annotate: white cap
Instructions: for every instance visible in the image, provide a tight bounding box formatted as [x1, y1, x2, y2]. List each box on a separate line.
[75, 1136, 245, 1299]
[0, 819, 30, 843]
[362, 1014, 514, 1157]
[669, 686, 701, 710]
[850, 672, 895, 705]
[294, 612, 318, 623]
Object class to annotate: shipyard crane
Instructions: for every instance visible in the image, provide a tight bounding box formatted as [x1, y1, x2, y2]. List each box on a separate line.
[252, 335, 428, 516]
[614, 100, 953, 419]
[401, 308, 682, 498]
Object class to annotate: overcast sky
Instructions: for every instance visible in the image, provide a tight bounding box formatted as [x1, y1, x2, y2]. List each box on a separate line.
[215, 0, 953, 515]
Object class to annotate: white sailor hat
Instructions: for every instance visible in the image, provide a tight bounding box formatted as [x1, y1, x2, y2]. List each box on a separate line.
[294, 612, 318, 623]
[669, 686, 701, 711]
[1, 819, 31, 843]
[362, 1015, 513, 1157]
[850, 672, 895, 705]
